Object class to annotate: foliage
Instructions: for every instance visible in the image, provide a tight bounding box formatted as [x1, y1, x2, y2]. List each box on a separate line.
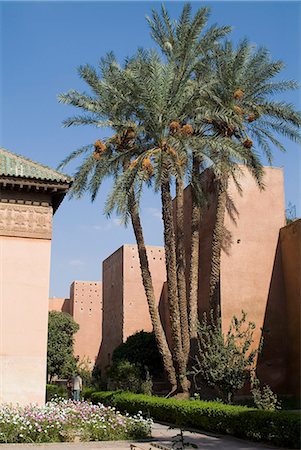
[140, 369, 153, 396]
[91, 363, 104, 389]
[0, 398, 152, 444]
[251, 377, 281, 411]
[107, 360, 152, 395]
[47, 311, 79, 381]
[77, 356, 93, 387]
[81, 387, 97, 401]
[286, 202, 298, 224]
[46, 384, 68, 402]
[90, 391, 301, 449]
[191, 310, 262, 403]
[112, 331, 164, 378]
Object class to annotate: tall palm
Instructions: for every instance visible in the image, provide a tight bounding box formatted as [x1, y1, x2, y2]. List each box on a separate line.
[58, 53, 179, 390]
[147, 3, 231, 339]
[58, 44, 209, 392]
[194, 40, 301, 318]
[104, 51, 200, 392]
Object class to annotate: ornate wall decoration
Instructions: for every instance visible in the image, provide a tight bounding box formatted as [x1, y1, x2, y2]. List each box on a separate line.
[0, 202, 52, 239]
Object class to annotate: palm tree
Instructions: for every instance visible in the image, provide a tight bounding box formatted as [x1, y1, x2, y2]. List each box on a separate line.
[58, 42, 210, 392]
[148, 7, 301, 327]
[147, 3, 231, 339]
[194, 40, 301, 318]
[105, 51, 198, 393]
[58, 53, 179, 390]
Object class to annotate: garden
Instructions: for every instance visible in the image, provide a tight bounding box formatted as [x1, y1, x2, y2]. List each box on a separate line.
[3, 1, 300, 448]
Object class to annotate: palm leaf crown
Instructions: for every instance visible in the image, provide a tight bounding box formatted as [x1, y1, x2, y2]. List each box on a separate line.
[58, 4, 301, 219]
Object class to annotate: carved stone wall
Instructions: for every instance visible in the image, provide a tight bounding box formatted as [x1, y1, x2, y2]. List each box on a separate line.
[0, 202, 52, 239]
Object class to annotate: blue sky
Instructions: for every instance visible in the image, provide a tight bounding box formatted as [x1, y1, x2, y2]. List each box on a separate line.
[1, 1, 300, 297]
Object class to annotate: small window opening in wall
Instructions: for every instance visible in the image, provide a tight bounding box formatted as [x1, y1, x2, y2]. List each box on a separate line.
[237, 239, 241, 244]
[131, 266, 133, 269]
[80, 307, 83, 311]
[89, 308, 92, 312]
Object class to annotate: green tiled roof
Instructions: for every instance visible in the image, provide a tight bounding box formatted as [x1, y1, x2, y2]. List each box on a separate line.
[0, 147, 72, 183]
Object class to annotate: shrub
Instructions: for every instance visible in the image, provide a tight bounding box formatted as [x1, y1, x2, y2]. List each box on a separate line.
[82, 387, 96, 401]
[46, 384, 68, 402]
[90, 391, 300, 449]
[107, 360, 152, 394]
[251, 377, 281, 411]
[112, 331, 164, 378]
[77, 356, 93, 387]
[191, 310, 261, 403]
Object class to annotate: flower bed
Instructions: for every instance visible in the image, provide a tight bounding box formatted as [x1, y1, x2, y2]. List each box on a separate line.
[0, 398, 152, 443]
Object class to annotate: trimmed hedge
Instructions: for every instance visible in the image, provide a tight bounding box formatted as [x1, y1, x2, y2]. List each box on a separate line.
[90, 391, 301, 449]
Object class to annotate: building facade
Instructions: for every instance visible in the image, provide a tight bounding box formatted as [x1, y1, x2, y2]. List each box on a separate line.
[0, 148, 71, 405]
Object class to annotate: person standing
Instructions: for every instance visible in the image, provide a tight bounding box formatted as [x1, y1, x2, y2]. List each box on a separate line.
[72, 374, 82, 401]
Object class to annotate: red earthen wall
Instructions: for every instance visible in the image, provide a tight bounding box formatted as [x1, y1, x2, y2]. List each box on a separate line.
[123, 245, 166, 340]
[280, 219, 301, 397]
[221, 168, 285, 352]
[99, 247, 124, 373]
[99, 245, 166, 375]
[70, 281, 102, 368]
[178, 166, 298, 395]
[49, 297, 71, 314]
[48, 282, 102, 369]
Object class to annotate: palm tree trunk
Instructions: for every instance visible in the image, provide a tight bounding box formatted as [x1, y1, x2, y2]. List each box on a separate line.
[188, 156, 201, 339]
[175, 177, 190, 360]
[161, 177, 189, 394]
[128, 191, 177, 391]
[209, 179, 228, 322]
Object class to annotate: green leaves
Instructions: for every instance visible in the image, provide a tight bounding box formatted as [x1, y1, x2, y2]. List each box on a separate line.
[47, 311, 79, 380]
[191, 310, 261, 404]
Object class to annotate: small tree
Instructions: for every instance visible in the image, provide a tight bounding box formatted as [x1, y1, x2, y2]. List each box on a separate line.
[107, 360, 143, 393]
[251, 376, 281, 411]
[47, 311, 79, 381]
[112, 331, 164, 378]
[191, 310, 261, 403]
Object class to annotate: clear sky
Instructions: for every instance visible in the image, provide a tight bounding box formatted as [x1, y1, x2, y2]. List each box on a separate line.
[1, 1, 300, 297]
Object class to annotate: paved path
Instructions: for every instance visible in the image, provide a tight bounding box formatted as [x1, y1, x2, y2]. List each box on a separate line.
[0, 423, 283, 450]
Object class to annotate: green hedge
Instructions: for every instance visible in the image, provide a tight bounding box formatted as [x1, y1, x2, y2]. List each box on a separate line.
[90, 391, 300, 449]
